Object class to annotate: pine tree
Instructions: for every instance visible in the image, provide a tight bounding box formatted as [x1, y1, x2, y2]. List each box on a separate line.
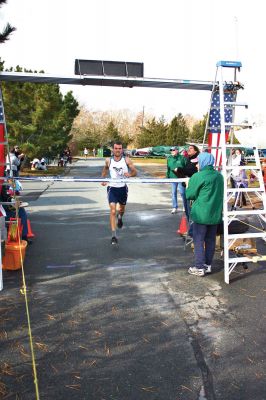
[189, 114, 208, 143]
[0, 1, 16, 43]
[167, 113, 189, 146]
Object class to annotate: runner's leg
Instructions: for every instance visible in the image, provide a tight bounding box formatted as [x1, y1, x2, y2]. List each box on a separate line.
[110, 202, 117, 232]
[117, 204, 125, 228]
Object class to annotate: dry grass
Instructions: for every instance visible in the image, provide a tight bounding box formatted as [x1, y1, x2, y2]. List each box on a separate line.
[20, 166, 65, 176]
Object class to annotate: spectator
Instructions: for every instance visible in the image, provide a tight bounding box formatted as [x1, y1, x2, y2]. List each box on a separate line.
[1, 178, 32, 244]
[261, 158, 266, 190]
[174, 145, 200, 179]
[14, 145, 25, 175]
[64, 147, 72, 164]
[230, 149, 248, 207]
[5, 146, 24, 177]
[39, 158, 47, 170]
[166, 146, 188, 215]
[186, 152, 223, 277]
[58, 151, 65, 167]
[31, 158, 40, 170]
[172, 144, 200, 233]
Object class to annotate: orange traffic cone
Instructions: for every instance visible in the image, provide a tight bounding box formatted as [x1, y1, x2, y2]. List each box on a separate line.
[27, 219, 35, 238]
[177, 213, 188, 235]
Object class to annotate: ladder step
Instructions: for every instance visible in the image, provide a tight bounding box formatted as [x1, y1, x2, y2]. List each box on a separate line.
[227, 209, 266, 216]
[225, 123, 252, 127]
[226, 166, 261, 170]
[225, 144, 256, 148]
[217, 60, 242, 68]
[227, 188, 264, 192]
[0, 162, 10, 166]
[208, 123, 252, 129]
[224, 102, 248, 108]
[228, 255, 266, 264]
[228, 232, 266, 239]
[211, 103, 248, 110]
[0, 141, 8, 145]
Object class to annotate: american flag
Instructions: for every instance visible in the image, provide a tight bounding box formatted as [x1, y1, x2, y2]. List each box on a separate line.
[208, 88, 236, 166]
[0, 98, 5, 194]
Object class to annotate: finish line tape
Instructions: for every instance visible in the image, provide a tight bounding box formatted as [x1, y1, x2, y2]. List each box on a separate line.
[3, 176, 189, 184]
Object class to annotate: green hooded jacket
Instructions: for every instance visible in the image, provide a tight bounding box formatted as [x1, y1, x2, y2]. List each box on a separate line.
[186, 165, 223, 225]
[166, 154, 187, 178]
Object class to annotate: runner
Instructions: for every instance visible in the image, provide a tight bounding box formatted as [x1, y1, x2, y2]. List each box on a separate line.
[101, 141, 137, 245]
[83, 147, 88, 158]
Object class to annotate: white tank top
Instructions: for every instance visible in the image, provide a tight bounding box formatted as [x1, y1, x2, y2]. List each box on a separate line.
[109, 156, 128, 187]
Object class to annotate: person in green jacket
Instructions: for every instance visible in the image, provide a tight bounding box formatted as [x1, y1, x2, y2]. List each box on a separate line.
[186, 152, 223, 276]
[166, 147, 188, 215]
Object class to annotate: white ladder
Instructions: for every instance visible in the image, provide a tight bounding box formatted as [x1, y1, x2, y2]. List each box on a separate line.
[212, 61, 266, 283]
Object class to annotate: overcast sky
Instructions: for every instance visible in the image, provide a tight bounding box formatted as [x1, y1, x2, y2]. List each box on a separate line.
[0, 0, 265, 123]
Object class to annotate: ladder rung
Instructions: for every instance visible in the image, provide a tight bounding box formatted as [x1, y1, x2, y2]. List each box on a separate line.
[211, 103, 248, 110]
[203, 144, 258, 150]
[226, 166, 261, 170]
[227, 188, 264, 192]
[225, 123, 252, 127]
[228, 255, 266, 264]
[227, 209, 266, 215]
[224, 102, 248, 108]
[0, 162, 10, 166]
[228, 233, 266, 239]
[208, 123, 252, 129]
[225, 144, 256, 148]
[0, 141, 8, 145]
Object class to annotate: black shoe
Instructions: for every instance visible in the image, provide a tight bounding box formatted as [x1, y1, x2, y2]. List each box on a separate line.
[111, 236, 118, 245]
[117, 216, 123, 229]
[22, 237, 33, 245]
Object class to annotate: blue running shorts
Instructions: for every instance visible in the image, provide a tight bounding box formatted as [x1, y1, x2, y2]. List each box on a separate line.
[107, 185, 128, 205]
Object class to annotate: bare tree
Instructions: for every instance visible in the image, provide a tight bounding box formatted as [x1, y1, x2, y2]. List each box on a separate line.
[0, 0, 16, 44]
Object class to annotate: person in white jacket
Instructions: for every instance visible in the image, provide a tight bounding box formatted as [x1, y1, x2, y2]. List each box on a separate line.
[5, 147, 21, 177]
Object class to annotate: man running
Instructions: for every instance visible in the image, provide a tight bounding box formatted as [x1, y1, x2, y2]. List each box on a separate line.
[101, 141, 137, 245]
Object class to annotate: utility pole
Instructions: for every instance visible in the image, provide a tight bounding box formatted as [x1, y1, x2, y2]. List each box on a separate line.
[141, 106, 145, 127]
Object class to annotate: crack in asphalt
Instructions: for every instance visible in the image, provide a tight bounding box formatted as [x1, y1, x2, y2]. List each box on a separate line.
[161, 281, 223, 400]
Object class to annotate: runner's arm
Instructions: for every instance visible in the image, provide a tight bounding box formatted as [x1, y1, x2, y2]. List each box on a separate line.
[101, 158, 110, 185]
[125, 157, 137, 177]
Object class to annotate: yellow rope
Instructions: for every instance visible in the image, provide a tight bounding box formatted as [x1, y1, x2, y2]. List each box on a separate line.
[11, 191, 40, 399]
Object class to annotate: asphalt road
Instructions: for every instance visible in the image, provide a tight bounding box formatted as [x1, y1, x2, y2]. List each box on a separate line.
[1, 158, 266, 400]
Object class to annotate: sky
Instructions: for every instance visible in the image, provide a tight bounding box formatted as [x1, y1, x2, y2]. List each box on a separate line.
[0, 0, 265, 124]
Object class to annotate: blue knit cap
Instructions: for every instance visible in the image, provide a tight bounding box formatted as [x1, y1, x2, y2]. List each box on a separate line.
[198, 152, 215, 170]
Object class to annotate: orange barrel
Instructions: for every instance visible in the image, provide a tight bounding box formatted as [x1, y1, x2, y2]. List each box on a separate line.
[2, 240, 28, 270]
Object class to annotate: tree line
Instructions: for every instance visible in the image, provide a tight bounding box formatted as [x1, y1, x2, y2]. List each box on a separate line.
[72, 108, 207, 151]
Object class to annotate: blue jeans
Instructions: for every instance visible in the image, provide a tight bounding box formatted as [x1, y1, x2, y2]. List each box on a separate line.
[171, 183, 189, 217]
[193, 222, 218, 268]
[5, 207, 29, 238]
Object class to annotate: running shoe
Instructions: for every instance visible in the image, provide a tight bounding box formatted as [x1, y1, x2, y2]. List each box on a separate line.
[111, 236, 118, 245]
[117, 216, 123, 229]
[171, 208, 177, 214]
[188, 267, 205, 276]
[204, 264, 212, 274]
